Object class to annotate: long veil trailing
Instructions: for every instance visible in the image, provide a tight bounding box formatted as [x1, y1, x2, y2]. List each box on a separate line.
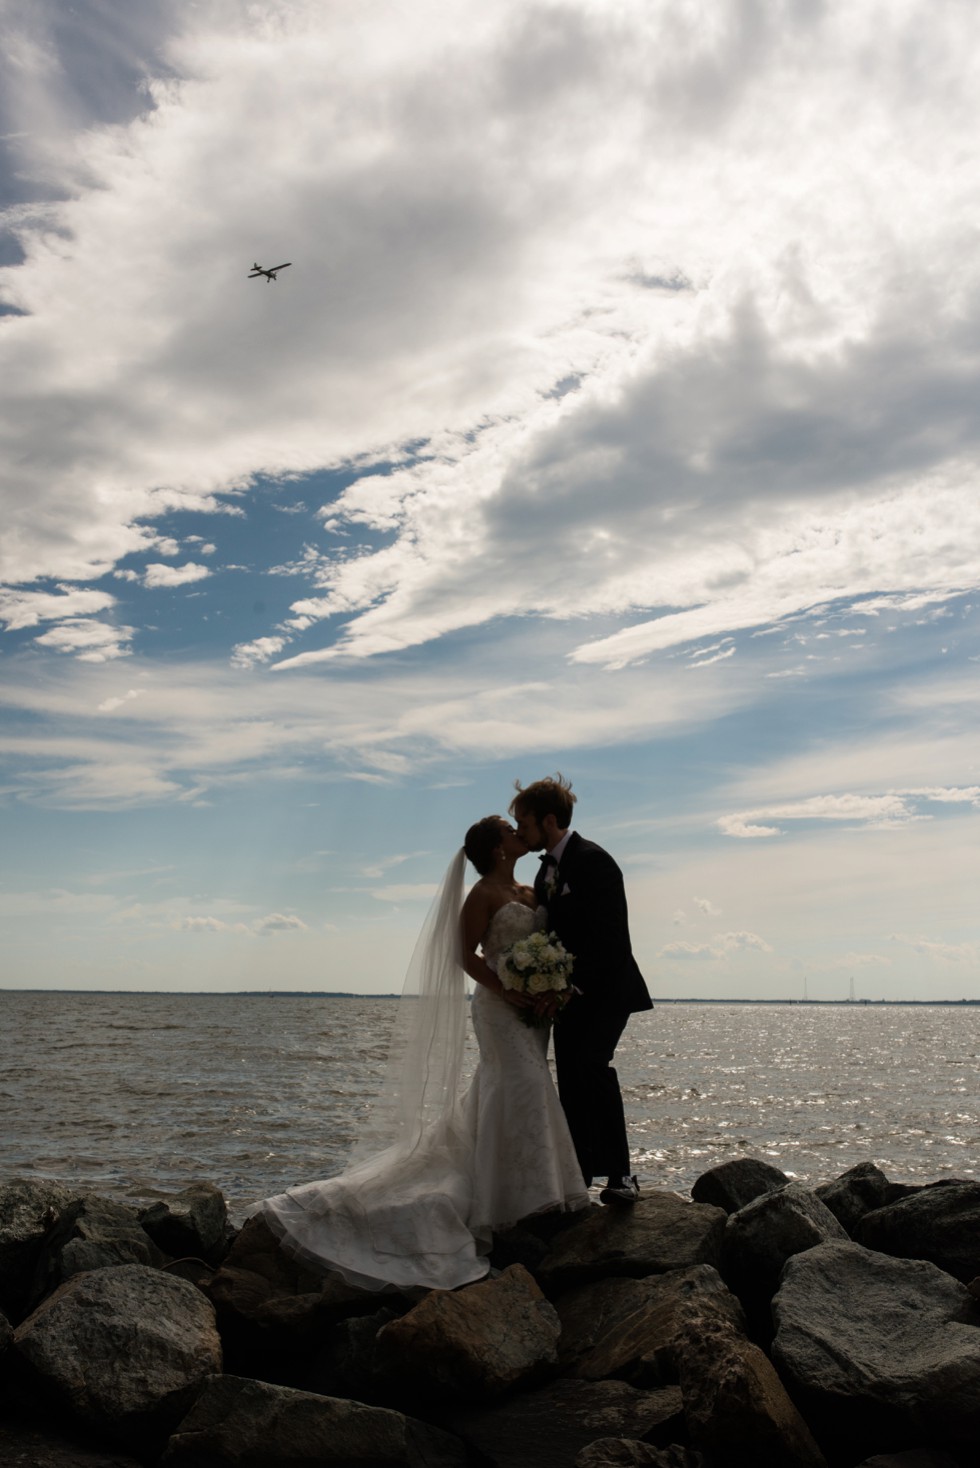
[253, 848, 488, 1292]
[346, 846, 469, 1164]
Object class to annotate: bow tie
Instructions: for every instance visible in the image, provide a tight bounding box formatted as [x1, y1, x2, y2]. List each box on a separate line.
[539, 853, 557, 866]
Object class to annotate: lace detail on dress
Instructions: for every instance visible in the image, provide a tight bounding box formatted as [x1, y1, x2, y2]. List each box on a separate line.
[482, 901, 545, 969]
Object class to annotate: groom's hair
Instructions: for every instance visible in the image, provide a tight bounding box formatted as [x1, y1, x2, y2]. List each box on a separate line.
[509, 773, 576, 828]
[464, 816, 505, 876]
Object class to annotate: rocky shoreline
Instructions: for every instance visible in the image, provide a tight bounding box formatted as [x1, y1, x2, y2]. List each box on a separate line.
[2, 1160, 980, 1467]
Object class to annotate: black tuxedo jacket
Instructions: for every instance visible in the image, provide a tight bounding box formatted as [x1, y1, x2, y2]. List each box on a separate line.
[535, 832, 652, 1016]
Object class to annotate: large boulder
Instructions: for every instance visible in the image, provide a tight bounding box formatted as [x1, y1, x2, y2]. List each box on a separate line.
[375, 1263, 559, 1403]
[205, 1214, 393, 1376]
[772, 1240, 980, 1458]
[721, 1181, 848, 1333]
[161, 1373, 465, 1467]
[139, 1182, 229, 1263]
[29, 1195, 167, 1308]
[437, 1378, 685, 1468]
[490, 1202, 600, 1275]
[555, 1265, 744, 1386]
[690, 1158, 789, 1214]
[855, 1179, 980, 1283]
[13, 1264, 222, 1454]
[815, 1160, 893, 1235]
[674, 1314, 826, 1467]
[0, 1178, 74, 1321]
[537, 1193, 726, 1292]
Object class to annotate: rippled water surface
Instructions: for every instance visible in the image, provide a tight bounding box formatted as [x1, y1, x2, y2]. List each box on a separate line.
[3, 993, 978, 1217]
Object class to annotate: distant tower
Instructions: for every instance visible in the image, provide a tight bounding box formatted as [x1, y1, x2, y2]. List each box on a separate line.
[803, 976, 808, 1002]
[849, 976, 855, 1003]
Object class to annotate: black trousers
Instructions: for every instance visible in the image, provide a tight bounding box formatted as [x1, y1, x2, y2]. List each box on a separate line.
[553, 1001, 631, 1185]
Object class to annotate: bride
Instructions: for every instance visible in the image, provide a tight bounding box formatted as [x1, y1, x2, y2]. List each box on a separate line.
[251, 816, 589, 1292]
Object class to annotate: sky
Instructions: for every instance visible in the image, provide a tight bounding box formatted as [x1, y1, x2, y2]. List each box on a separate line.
[0, 0, 977, 1000]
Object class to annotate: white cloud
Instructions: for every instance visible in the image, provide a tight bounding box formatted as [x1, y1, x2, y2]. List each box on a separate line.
[230, 636, 287, 669]
[891, 934, 979, 964]
[694, 896, 721, 917]
[97, 688, 145, 713]
[177, 916, 247, 934]
[658, 940, 726, 962]
[254, 912, 309, 935]
[142, 562, 211, 589]
[0, 587, 117, 630]
[33, 618, 134, 662]
[719, 787, 980, 839]
[689, 646, 736, 669]
[718, 818, 782, 839]
[176, 911, 309, 936]
[717, 930, 773, 954]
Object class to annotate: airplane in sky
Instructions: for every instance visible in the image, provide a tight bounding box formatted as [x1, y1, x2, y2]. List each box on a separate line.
[248, 262, 291, 281]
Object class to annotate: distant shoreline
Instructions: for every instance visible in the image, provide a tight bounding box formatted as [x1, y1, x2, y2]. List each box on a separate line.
[1, 990, 978, 1005]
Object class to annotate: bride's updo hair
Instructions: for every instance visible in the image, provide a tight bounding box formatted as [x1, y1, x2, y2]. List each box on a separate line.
[464, 815, 505, 876]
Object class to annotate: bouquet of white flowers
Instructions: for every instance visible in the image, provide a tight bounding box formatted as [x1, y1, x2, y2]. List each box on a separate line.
[497, 929, 575, 1028]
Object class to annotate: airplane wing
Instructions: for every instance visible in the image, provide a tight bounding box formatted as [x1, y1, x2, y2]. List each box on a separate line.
[269, 263, 291, 271]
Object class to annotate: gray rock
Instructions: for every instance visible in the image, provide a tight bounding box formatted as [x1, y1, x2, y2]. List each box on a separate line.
[555, 1264, 744, 1386]
[674, 1314, 826, 1467]
[690, 1157, 789, 1214]
[815, 1160, 893, 1234]
[139, 1182, 229, 1263]
[772, 1240, 980, 1457]
[576, 1447, 704, 1468]
[205, 1214, 394, 1375]
[375, 1263, 559, 1402]
[14, 1263, 222, 1454]
[538, 1192, 726, 1291]
[721, 1181, 848, 1330]
[0, 1178, 74, 1321]
[856, 1179, 980, 1283]
[161, 1372, 466, 1466]
[438, 1378, 684, 1468]
[29, 1195, 167, 1308]
[491, 1201, 601, 1274]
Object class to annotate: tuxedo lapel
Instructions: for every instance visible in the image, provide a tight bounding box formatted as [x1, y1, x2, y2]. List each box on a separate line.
[553, 831, 582, 895]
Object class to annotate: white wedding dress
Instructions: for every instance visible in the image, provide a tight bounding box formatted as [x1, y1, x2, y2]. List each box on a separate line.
[254, 902, 588, 1293]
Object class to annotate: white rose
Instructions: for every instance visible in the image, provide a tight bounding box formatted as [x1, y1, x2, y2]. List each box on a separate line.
[528, 972, 551, 994]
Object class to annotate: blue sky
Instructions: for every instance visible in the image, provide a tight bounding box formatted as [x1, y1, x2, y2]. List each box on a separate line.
[1, 0, 978, 998]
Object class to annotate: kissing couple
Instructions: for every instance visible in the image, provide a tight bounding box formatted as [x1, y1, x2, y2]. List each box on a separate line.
[253, 774, 652, 1293]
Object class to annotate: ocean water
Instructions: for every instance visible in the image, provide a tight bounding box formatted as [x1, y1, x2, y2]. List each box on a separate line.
[2, 992, 978, 1219]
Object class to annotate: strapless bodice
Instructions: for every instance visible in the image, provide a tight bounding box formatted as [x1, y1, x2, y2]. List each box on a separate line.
[482, 901, 545, 966]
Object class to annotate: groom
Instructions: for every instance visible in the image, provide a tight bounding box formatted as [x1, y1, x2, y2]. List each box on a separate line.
[510, 774, 652, 1204]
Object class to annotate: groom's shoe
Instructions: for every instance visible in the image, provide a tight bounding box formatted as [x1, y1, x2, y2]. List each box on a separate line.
[599, 1175, 640, 1206]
